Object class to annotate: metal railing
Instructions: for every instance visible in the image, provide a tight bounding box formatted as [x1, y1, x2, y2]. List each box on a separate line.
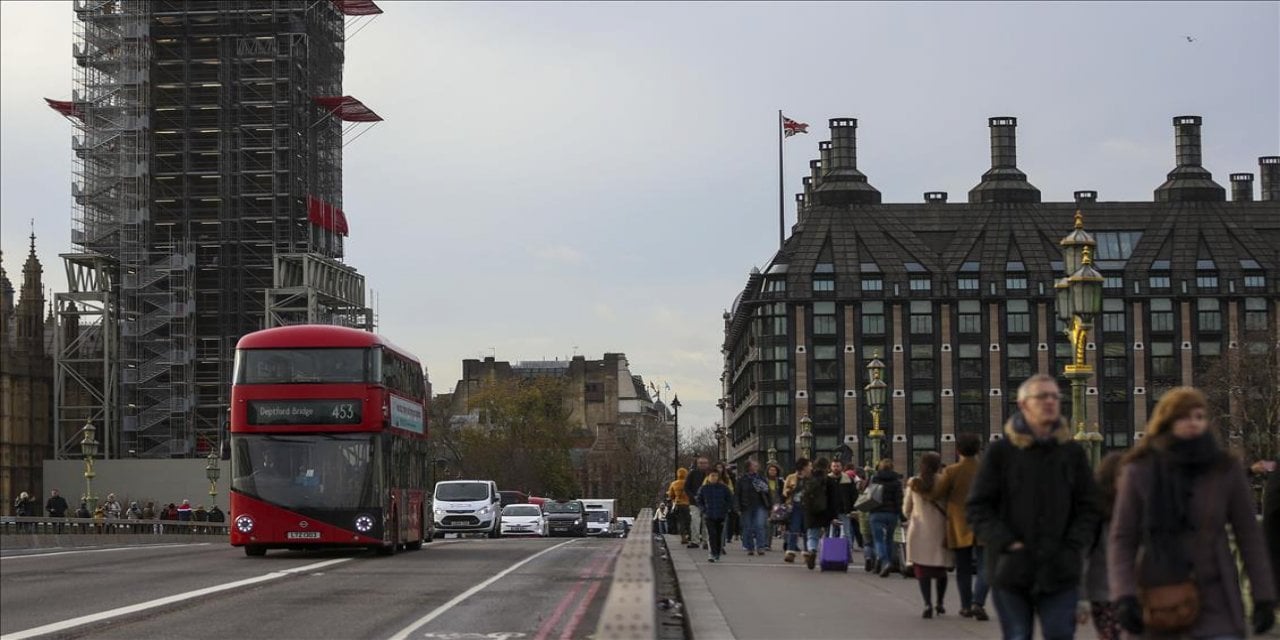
[0, 516, 229, 536]
[596, 508, 656, 640]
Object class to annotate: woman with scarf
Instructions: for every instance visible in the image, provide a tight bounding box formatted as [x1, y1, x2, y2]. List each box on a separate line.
[1109, 387, 1275, 639]
[764, 463, 785, 551]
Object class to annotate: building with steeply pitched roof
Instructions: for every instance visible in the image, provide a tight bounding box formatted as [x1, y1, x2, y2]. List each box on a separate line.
[721, 115, 1278, 473]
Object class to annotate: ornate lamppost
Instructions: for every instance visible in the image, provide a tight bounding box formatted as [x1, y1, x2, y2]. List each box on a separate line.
[714, 424, 726, 463]
[1057, 212, 1105, 466]
[80, 420, 99, 512]
[797, 415, 814, 462]
[206, 449, 221, 505]
[864, 354, 888, 475]
[766, 446, 778, 468]
[670, 395, 682, 474]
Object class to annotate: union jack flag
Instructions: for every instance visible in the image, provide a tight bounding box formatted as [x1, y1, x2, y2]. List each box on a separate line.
[782, 115, 809, 137]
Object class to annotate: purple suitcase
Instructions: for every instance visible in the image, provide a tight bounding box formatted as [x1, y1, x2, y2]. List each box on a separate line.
[819, 535, 850, 572]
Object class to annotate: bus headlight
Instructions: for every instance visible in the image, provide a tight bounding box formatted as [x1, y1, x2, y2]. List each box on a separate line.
[235, 515, 255, 534]
[354, 514, 374, 533]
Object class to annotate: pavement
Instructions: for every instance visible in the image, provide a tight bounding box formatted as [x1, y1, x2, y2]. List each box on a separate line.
[667, 534, 1098, 640]
[0, 536, 621, 640]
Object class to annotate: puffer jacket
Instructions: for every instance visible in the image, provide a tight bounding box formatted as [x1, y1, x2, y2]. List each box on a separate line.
[696, 482, 733, 521]
[868, 469, 904, 515]
[967, 415, 1100, 596]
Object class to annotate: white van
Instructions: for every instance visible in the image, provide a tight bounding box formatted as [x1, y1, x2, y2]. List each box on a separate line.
[432, 480, 500, 538]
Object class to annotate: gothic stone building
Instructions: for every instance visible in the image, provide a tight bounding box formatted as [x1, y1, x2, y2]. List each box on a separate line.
[722, 115, 1279, 473]
[0, 238, 56, 514]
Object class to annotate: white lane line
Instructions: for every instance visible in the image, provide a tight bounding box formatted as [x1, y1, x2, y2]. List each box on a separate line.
[0, 557, 351, 640]
[386, 540, 579, 640]
[1, 543, 211, 560]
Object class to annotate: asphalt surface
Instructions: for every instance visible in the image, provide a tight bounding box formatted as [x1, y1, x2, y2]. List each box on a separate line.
[0, 536, 622, 640]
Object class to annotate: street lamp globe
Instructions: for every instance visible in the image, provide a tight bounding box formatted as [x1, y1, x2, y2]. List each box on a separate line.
[797, 415, 814, 460]
[864, 376, 887, 410]
[1055, 277, 1073, 321]
[80, 421, 98, 459]
[1059, 211, 1096, 275]
[1068, 247, 1105, 323]
[206, 450, 221, 484]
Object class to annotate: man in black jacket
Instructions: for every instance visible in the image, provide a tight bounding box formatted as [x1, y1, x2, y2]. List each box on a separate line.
[735, 460, 771, 556]
[683, 457, 710, 549]
[967, 374, 1100, 640]
[46, 489, 70, 533]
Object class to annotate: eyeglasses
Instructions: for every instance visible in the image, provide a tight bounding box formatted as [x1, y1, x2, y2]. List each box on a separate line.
[1029, 392, 1062, 402]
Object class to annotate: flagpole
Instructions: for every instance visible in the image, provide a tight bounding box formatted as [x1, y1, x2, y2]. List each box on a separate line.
[778, 110, 785, 249]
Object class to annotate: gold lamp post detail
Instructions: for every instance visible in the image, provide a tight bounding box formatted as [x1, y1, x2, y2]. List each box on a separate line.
[1058, 211, 1106, 466]
[80, 420, 99, 512]
[797, 415, 814, 462]
[863, 354, 888, 474]
[206, 449, 221, 504]
[766, 447, 778, 467]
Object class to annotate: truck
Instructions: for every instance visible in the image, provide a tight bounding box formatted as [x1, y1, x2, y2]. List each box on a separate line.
[581, 499, 616, 537]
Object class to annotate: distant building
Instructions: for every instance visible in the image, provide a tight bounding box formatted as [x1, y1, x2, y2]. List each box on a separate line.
[447, 354, 672, 511]
[0, 237, 55, 513]
[722, 115, 1278, 473]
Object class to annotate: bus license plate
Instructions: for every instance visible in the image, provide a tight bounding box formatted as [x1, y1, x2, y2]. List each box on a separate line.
[287, 531, 320, 539]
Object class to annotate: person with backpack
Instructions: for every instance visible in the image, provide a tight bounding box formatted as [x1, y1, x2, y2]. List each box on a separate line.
[695, 469, 734, 563]
[782, 458, 812, 563]
[866, 458, 905, 577]
[735, 460, 771, 556]
[905, 451, 953, 619]
[800, 457, 840, 571]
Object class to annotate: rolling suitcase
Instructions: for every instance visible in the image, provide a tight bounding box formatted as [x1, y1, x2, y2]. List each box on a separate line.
[819, 527, 850, 572]
[894, 523, 913, 578]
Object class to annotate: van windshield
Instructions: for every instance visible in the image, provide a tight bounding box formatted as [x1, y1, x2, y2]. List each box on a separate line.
[544, 501, 582, 514]
[435, 482, 490, 502]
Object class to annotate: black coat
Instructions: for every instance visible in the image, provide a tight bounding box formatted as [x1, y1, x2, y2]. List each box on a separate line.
[683, 468, 708, 503]
[46, 495, 69, 517]
[869, 469, 904, 515]
[1264, 458, 1280, 598]
[802, 475, 840, 529]
[735, 473, 770, 513]
[966, 417, 1101, 595]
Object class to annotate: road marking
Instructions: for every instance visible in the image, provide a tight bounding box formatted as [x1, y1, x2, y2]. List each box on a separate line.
[557, 548, 619, 640]
[532, 549, 613, 640]
[386, 540, 579, 640]
[0, 543, 211, 561]
[0, 557, 351, 640]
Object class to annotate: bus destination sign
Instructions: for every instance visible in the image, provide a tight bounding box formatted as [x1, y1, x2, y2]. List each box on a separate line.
[247, 399, 363, 426]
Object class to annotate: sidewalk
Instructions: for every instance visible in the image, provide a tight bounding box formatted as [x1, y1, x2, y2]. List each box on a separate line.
[667, 534, 1099, 640]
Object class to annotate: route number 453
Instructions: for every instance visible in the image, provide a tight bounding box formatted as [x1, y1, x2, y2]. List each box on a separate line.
[331, 403, 356, 420]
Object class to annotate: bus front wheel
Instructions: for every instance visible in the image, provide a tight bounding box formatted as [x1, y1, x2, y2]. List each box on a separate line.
[244, 545, 267, 557]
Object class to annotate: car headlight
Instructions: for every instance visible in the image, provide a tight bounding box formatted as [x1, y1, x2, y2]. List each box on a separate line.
[235, 515, 255, 534]
[433, 508, 445, 517]
[354, 514, 374, 533]
[480, 505, 492, 515]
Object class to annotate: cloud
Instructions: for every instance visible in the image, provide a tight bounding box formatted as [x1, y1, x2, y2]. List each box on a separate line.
[530, 244, 584, 265]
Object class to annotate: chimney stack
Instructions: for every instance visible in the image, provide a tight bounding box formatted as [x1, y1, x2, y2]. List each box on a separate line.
[795, 193, 807, 223]
[1230, 173, 1254, 202]
[968, 116, 1040, 204]
[1260, 156, 1280, 201]
[1154, 115, 1225, 202]
[812, 118, 881, 206]
[802, 176, 814, 207]
[924, 191, 947, 204]
[1074, 190, 1098, 203]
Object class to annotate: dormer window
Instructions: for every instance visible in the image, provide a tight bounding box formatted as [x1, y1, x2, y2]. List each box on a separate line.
[813, 277, 835, 292]
[910, 277, 931, 292]
[763, 277, 787, 293]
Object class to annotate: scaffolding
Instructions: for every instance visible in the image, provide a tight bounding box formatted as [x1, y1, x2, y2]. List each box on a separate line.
[54, 0, 379, 460]
[265, 253, 373, 330]
[53, 252, 117, 459]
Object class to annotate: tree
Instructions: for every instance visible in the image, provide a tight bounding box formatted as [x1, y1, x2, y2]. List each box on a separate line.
[681, 427, 721, 467]
[1201, 343, 1279, 464]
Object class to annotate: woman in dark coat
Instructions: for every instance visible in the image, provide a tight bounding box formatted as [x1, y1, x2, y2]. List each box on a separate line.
[800, 457, 840, 571]
[1109, 387, 1275, 639]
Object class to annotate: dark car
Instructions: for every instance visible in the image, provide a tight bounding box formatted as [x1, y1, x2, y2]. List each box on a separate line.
[499, 491, 529, 509]
[541, 500, 587, 537]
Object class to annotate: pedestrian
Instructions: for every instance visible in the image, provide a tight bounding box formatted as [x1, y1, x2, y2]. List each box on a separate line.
[13, 491, 35, 532]
[142, 501, 158, 534]
[206, 505, 225, 524]
[177, 499, 193, 526]
[905, 451, 954, 619]
[715, 464, 737, 553]
[75, 501, 90, 532]
[782, 457, 812, 563]
[967, 374, 1101, 640]
[867, 458, 905, 577]
[695, 469, 733, 563]
[666, 468, 691, 544]
[800, 457, 839, 571]
[126, 501, 143, 533]
[1079, 451, 1123, 640]
[1108, 387, 1275, 639]
[46, 488, 70, 534]
[830, 460, 857, 554]
[843, 463, 866, 550]
[654, 501, 669, 535]
[683, 457, 710, 550]
[92, 505, 106, 533]
[102, 493, 122, 520]
[930, 433, 990, 621]
[735, 460, 771, 556]
[765, 463, 785, 550]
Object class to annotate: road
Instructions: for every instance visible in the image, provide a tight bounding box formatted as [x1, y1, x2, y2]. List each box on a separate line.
[0, 536, 621, 640]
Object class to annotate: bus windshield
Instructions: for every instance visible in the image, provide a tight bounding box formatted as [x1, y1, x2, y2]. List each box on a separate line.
[232, 434, 377, 510]
[236, 348, 370, 385]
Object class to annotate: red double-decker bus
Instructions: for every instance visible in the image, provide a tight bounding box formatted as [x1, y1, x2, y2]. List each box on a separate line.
[229, 325, 428, 556]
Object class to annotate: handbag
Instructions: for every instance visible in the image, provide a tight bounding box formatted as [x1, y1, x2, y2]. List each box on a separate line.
[769, 502, 792, 524]
[854, 482, 884, 512]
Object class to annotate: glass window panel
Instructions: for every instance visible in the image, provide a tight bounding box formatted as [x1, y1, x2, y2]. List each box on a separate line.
[814, 390, 839, 405]
[1104, 343, 1126, 357]
[813, 278, 835, 292]
[1150, 298, 1172, 311]
[911, 345, 933, 358]
[1007, 300, 1029, 312]
[960, 261, 980, 272]
[911, 315, 934, 334]
[959, 344, 982, 358]
[911, 390, 934, 403]
[862, 301, 884, 314]
[862, 278, 883, 292]
[1149, 275, 1171, 289]
[1104, 298, 1124, 311]
[1197, 298, 1220, 311]
[1007, 344, 1030, 357]
[814, 345, 838, 360]
[1199, 342, 1221, 356]
[958, 300, 981, 313]
[911, 301, 932, 313]
[1150, 342, 1174, 356]
[814, 301, 836, 315]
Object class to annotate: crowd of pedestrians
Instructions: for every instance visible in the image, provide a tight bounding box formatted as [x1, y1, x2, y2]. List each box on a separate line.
[9, 489, 225, 534]
[656, 374, 1280, 640]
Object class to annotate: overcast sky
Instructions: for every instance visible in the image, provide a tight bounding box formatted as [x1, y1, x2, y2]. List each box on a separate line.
[2, 1, 1277, 434]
